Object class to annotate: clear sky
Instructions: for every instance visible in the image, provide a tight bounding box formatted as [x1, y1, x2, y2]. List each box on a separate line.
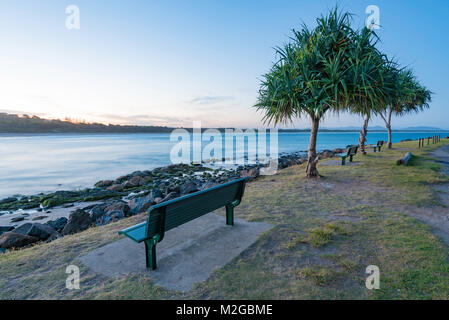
[0, 0, 448, 129]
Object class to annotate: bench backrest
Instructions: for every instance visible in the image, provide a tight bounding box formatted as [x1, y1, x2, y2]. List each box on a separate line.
[377, 141, 384, 146]
[347, 146, 358, 156]
[144, 177, 248, 240]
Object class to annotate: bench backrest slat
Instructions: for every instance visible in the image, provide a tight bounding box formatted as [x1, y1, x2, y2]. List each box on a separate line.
[145, 177, 247, 239]
[347, 146, 358, 156]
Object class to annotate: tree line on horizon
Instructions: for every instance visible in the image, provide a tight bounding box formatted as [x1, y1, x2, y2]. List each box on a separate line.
[0, 113, 174, 133]
[256, 7, 432, 178]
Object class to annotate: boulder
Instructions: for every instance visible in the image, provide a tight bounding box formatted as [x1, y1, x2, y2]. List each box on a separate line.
[104, 201, 130, 217]
[318, 150, 335, 159]
[129, 195, 153, 215]
[61, 209, 92, 235]
[97, 210, 124, 226]
[0, 232, 39, 249]
[123, 176, 144, 189]
[46, 231, 62, 243]
[12, 223, 56, 240]
[333, 148, 345, 154]
[180, 182, 198, 195]
[45, 217, 68, 232]
[0, 226, 14, 235]
[129, 176, 144, 186]
[95, 180, 114, 188]
[88, 203, 108, 221]
[150, 189, 163, 199]
[159, 192, 178, 203]
[0, 197, 17, 205]
[107, 184, 123, 192]
[32, 215, 48, 221]
[10, 217, 25, 223]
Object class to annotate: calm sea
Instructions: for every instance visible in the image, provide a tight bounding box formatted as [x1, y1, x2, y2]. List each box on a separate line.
[1, 131, 447, 198]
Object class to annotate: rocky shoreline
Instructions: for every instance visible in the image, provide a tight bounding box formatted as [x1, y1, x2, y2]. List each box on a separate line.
[0, 147, 346, 252]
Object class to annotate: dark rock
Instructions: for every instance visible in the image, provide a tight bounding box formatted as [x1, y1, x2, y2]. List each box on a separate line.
[107, 184, 123, 192]
[333, 148, 345, 154]
[95, 180, 114, 188]
[159, 192, 178, 203]
[45, 217, 68, 232]
[318, 150, 335, 159]
[123, 176, 145, 189]
[61, 209, 93, 235]
[0, 232, 39, 249]
[46, 231, 62, 243]
[150, 189, 163, 199]
[10, 217, 25, 223]
[88, 203, 108, 221]
[180, 182, 198, 195]
[104, 201, 130, 217]
[32, 215, 48, 221]
[115, 175, 131, 184]
[129, 195, 153, 215]
[97, 210, 124, 226]
[12, 223, 55, 240]
[129, 176, 144, 187]
[0, 226, 14, 233]
[0, 197, 17, 205]
[62, 203, 74, 208]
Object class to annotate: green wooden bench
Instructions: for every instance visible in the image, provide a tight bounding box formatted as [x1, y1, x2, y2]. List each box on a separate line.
[372, 141, 384, 152]
[118, 177, 249, 270]
[337, 145, 358, 165]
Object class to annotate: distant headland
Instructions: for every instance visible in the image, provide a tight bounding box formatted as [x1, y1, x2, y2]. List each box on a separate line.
[0, 113, 445, 134]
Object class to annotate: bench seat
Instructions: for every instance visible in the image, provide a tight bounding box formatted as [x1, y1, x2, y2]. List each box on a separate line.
[337, 145, 358, 165]
[119, 222, 147, 243]
[118, 177, 249, 270]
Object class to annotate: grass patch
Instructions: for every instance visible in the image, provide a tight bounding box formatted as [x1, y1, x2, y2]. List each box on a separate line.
[298, 267, 341, 286]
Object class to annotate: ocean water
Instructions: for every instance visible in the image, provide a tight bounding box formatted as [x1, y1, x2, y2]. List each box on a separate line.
[0, 131, 447, 198]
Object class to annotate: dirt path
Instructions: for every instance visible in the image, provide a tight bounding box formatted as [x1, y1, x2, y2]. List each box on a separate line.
[404, 145, 449, 245]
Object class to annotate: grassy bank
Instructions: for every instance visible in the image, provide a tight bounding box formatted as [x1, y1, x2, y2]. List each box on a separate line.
[1, 139, 449, 299]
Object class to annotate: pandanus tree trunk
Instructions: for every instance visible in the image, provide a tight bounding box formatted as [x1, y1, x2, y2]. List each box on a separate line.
[380, 107, 393, 149]
[386, 123, 392, 149]
[386, 107, 393, 149]
[358, 115, 370, 154]
[306, 117, 320, 178]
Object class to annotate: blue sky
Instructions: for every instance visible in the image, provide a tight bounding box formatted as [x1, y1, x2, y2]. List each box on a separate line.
[0, 0, 448, 129]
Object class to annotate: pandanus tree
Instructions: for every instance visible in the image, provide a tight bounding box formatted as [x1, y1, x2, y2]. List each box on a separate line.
[345, 28, 391, 154]
[379, 67, 432, 148]
[256, 8, 355, 178]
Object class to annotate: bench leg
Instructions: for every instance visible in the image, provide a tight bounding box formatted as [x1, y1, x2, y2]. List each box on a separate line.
[378, 146, 382, 152]
[349, 155, 353, 162]
[144, 240, 157, 270]
[341, 157, 346, 165]
[226, 204, 234, 226]
[373, 147, 376, 152]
